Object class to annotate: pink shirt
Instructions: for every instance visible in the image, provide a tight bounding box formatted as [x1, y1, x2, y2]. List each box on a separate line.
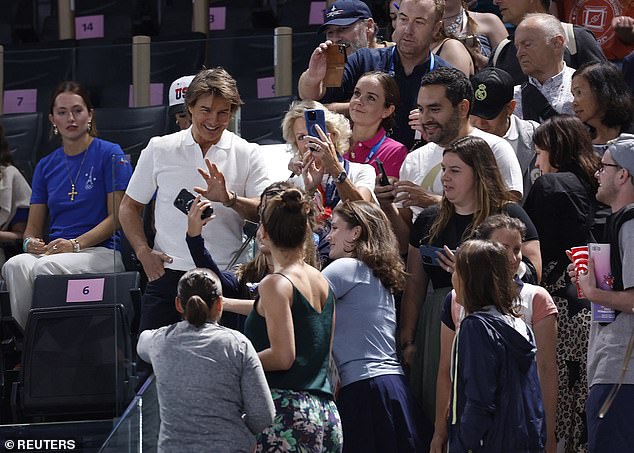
[451, 284, 558, 329]
[345, 128, 408, 178]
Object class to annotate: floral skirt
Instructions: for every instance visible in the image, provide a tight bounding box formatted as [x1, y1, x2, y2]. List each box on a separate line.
[256, 388, 343, 453]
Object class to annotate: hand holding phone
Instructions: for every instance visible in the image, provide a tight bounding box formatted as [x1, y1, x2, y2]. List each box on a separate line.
[375, 158, 390, 186]
[324, 43, 347, 87]
[419, 245, 444, 266]
[419, 245, 455, 269]
[174, 188, 213, 219]
[304, 109, 327, 139]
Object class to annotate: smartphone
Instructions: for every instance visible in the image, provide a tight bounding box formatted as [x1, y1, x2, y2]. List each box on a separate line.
[173, 188, 213, 219]
[418, 245, 445, 267]
[375, 158, 390, 186]
[324, 43, 347, 87]
[304, 109, 327, 139]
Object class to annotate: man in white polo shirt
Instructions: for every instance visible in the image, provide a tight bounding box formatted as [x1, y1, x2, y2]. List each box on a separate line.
[120, 68, 272, 335]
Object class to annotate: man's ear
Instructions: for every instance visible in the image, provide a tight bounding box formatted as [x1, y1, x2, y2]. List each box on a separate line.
[458, 99, 471, 119]
[366, 18, 376, 37]
[552, 34, 565, 53]
[432, 20, 442, 40]
[618, 168, 631, 186]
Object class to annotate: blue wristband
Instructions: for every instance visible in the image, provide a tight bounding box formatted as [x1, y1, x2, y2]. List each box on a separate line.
[22, 237, 32, 253]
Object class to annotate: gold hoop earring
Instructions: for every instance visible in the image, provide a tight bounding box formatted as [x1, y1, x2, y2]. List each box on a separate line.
[52, 124, 59, 136]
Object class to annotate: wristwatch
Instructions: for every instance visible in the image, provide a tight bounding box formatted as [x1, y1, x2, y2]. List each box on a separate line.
[335, 170, 348, 184]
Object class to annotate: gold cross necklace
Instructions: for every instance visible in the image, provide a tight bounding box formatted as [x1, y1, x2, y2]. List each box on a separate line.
[63, 144, 91, 201]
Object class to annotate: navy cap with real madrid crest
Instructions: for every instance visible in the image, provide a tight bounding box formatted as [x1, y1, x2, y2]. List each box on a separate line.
[319, 0, 372, 33]
[470, 68, 514, 120]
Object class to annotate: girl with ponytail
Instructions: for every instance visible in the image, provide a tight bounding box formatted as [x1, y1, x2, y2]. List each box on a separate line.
[137, 268, 275, 452]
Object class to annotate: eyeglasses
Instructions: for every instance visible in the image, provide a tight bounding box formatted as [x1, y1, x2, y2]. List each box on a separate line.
[598, 162, 621, 173]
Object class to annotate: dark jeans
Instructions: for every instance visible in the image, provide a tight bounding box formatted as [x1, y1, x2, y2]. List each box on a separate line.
[138, 268, 184, 333]
[136, 269, 184, 384]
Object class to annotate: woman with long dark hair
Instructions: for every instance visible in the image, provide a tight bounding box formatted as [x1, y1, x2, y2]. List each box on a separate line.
[243, 187, 342, 452]
[401, 136, 540, 424]
[433, 214, 558, 453]
[523, 114, 601, 453]
[1, 81, 132, 328]
[571, 62, 634, 153]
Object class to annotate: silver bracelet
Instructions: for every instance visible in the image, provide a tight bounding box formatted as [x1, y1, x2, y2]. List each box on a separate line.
[70, 238, 81, 253]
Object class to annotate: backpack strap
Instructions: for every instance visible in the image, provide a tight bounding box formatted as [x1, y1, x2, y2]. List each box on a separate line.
[562, 22, 577, 56]
[491, 37, 510, 66]
[521, 82, 559, 122]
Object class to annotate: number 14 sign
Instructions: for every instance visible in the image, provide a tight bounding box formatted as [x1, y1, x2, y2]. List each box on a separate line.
[75, 15, 105, 40]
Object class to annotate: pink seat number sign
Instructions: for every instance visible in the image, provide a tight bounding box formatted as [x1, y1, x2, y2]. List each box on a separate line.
[3, 89, 37, 114]
[309, 2, 326, 25]
[209, 7, 227, 31]
[257, 77, 275, 98]
[66, 278, 105, 303]
[75, 15, 105, 40]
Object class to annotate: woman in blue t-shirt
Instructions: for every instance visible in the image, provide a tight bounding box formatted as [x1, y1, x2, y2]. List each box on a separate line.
[1, 81, 133, 329]
[323, 200, 429, 452]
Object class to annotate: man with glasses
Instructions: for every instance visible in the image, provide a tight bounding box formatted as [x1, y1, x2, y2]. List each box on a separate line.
[572, 134, 634, 452]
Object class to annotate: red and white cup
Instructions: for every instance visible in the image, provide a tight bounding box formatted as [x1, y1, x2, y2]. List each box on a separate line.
[570, 245, 589, 298]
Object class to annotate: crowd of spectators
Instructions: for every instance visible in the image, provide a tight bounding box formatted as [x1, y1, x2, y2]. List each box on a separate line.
[0, 0, 633, 451]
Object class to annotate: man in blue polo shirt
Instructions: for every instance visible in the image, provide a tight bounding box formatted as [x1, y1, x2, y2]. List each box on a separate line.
[299, 0, 450, 150]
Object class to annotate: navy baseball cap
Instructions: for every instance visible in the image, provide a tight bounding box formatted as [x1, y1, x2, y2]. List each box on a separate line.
[319, 0, 372, 33]
[470, 68, 514, 120]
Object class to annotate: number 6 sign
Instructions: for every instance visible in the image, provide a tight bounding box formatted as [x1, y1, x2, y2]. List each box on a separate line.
[66, 278, 105, 303]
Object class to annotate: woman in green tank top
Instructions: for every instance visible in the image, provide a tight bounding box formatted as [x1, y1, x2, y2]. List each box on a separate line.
[243, 187, 343, 452]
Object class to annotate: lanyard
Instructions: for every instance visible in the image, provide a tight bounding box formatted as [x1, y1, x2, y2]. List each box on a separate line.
[388, 47, 436, 77]
[364, 134, 387, 163]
